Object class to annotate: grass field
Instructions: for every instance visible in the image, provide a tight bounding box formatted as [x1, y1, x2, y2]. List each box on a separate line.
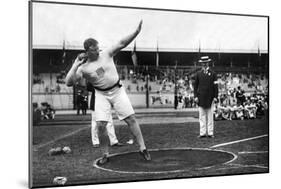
[31, 110, 269, 188]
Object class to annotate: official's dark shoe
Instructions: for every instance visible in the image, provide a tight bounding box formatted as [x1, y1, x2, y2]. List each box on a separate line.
[111, 142, 124, 147]
[198, 135, 207, 138]
[97, 155, 109, 165]
[208, 135, 214, 138]
[139, 149, 151, 161]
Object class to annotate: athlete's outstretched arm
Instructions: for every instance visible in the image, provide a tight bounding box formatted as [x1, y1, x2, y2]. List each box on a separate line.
[65, 56, 84, 87]
[108, 20, 142, 57]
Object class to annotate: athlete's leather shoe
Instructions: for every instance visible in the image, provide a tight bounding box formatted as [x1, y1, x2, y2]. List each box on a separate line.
[97, 155, 109, 165]
[139, 149, 151, 161]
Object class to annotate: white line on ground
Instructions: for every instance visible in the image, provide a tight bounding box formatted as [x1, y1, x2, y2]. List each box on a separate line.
[33, 126, 90, 150]
[238, 151, 268, 154]
[215, 163, 268, 170]
[229, 163, 268, 169]
[210, 134, 268, 148]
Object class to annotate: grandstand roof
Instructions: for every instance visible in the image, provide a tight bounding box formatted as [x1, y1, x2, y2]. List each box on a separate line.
[32, 2, 268, 53]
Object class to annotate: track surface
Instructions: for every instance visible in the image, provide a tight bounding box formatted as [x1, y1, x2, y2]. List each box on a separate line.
[31, 110, 269, 188]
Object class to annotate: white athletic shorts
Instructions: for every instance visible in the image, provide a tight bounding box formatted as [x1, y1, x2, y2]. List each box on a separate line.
[95, 86, 135, 121]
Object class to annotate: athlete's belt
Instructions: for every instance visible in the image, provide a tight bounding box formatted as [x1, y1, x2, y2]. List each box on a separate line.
[94, 79, 122, 91]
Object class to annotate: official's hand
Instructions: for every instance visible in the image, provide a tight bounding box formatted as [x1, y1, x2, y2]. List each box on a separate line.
[194, 97, 199, 103]
[213, 98, 218, 103]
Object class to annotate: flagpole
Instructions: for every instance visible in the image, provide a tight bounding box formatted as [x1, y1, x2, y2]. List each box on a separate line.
[196, 40, 201, 68]
[218, 45, 221, 66]
[146, 66, 149, 108]
[156, 40, 159, 67]
[258, 44, 261, 67]
[62, 40, 66, 64]
[174, 60, 178, 109]
[155, 40, 159, 81]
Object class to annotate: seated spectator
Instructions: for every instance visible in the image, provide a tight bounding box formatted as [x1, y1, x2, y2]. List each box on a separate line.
[177, 92, 184, 109]
[40, 102, 56, 120]
[232, 102, 245, 120]
[56, 71, 66, 84]
[214, 102, 224, 121]
[33, 74, 44, 84]
[244, 100, 257, 119]
[45, 86, 49, 93]
[151, 91, 164, 105]
[127, 85, 131, 92]
[55, 84, 61, 93]
[214, 101, 231, 120]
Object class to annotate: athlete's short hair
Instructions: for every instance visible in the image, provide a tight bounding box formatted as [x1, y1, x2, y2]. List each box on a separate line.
[83, 38, 98, 51]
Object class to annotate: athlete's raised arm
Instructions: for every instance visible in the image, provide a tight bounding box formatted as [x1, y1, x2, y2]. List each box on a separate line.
[108, 20, 142, 57]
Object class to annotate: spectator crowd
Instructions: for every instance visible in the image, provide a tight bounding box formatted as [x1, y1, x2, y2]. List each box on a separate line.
[32, 66, 269, 122]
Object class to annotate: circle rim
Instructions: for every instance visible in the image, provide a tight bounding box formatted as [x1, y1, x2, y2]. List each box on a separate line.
[93, 147, 237, 174]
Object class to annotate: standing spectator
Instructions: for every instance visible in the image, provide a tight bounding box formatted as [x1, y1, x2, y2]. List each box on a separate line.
[33, 103, 41, 125]
[76, 89, 83, 115]
[81, 89, 88, 115]
[235, 86, 245, 105]
[194, 56, 218, 138]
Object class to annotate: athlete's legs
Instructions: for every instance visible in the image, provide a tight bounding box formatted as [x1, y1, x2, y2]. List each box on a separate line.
[111, 87, 146, 150]
[96, 121, 110, 155]
[106, 114, 119, 145]
[123, 114, 146, 151]
[95, 91, 112, 159]
[91, 111, 99, 146]
[110, 87, 150, 160]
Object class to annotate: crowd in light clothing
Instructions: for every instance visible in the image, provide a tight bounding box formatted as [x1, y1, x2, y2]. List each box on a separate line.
[214, 86, 268, 121]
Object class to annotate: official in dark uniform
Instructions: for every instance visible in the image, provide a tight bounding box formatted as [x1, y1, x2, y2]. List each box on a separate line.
[194, 56, 218, 138]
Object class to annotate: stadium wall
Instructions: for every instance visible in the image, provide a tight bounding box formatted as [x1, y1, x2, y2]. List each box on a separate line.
[32, 92, 175, 110]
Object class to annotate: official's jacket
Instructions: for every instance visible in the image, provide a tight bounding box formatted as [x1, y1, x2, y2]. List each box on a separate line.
[194, 69, 218, 108]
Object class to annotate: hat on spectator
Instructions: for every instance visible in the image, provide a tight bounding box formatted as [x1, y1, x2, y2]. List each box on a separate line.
[198, 56, 212, 63]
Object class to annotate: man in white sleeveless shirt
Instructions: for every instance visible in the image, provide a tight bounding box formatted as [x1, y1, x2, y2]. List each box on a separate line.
[65, 20, 151, 164]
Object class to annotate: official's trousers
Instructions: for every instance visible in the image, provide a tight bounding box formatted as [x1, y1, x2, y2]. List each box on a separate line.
[198, 102, 215, 136]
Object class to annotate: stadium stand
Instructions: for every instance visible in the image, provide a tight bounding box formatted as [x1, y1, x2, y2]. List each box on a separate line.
[32, 49, 268, 111]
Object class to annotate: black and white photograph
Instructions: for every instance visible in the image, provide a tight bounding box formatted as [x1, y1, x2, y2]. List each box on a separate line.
[29, 0, 269, 188]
